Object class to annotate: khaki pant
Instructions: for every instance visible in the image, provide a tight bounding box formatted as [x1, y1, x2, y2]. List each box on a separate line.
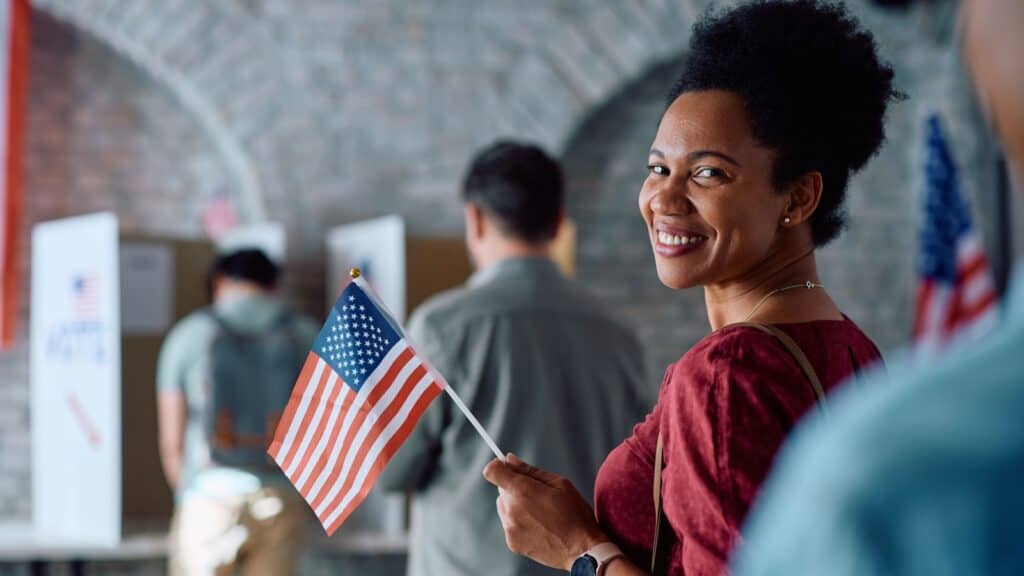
[169, 487, 307, 576]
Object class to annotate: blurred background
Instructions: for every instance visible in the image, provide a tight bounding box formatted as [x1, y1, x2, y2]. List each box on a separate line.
[0, 0, 1021, 574]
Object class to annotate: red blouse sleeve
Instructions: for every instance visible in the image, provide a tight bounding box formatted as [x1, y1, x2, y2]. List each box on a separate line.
[660, 327, 824, 575]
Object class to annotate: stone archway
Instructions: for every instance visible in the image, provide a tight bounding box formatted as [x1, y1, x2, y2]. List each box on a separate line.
[34, 0, 267, 222]
[562, 56, 709, 378]
[32, 0, 721, 231]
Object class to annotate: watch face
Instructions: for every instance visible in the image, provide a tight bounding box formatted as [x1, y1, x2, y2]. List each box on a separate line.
[570, 554, 598, 576]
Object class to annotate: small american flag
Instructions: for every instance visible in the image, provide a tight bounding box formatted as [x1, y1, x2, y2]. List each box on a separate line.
[913, 114, 999, 353]
[72, 274, 98, 318]
[202, 188, 238, 241]
[269, 274, 444, 535]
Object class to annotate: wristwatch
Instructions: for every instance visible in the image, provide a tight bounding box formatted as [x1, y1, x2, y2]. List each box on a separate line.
[569, 542, 625, 576]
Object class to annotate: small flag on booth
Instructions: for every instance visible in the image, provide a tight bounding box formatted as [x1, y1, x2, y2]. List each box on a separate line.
[269, 271, 445, 535]
[202, 188, 239, 241]
[913, 113, 999, 354]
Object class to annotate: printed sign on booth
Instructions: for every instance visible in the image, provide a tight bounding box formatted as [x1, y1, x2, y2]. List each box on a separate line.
[31, 212, 122, 545]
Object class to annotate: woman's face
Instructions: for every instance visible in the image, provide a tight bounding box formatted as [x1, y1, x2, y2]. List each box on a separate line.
[640, 90, 789, 291]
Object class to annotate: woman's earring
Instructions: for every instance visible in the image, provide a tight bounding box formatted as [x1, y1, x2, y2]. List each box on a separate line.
[783, 216, 792, 225]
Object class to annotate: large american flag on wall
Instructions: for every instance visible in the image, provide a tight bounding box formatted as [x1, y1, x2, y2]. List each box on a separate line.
[0, 0, 28, 349]
[268, 274, 445, 535]
[913, 114, 999, 353]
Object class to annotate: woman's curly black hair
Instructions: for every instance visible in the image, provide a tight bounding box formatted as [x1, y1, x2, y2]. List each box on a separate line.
[668, 0, 903, 246]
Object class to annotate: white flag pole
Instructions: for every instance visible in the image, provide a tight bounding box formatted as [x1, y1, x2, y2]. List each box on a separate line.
[351, 269, 506, 462]
[442, 384, 505, 461]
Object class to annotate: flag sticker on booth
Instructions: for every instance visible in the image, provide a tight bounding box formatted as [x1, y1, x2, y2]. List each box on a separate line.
[72, 273, 99, 319]
[268, 273, 445, 535]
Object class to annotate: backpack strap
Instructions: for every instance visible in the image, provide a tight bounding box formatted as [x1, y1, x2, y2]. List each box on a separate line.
[650, 323, 828, 575]
[206, 307, 296, 338]
[206, 308, 231, 332]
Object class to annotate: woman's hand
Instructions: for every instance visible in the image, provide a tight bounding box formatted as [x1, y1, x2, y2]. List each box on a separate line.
[483, 453, 609, 570]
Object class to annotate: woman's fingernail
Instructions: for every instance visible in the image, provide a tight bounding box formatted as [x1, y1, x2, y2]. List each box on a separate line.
[507, 453, 522, 465]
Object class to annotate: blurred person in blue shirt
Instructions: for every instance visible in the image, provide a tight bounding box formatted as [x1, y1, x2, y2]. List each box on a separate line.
[733, 1, 1024, 574]
[157, 249, 318, 576]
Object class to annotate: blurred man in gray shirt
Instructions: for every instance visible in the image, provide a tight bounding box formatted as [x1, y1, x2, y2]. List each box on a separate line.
[378, 141, 652, 576]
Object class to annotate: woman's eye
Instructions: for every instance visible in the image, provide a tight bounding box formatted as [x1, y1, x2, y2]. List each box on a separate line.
[647, 164, 669, 176]
[693, 167, 721, 179]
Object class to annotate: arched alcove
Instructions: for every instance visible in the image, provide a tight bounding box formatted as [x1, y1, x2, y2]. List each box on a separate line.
[563, 57, 709, 378]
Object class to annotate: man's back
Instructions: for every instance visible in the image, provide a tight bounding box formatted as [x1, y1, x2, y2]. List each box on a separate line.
[379, 257, 652, 576]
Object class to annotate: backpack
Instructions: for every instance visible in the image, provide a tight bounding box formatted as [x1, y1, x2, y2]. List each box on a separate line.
[204, 310, 308, 469]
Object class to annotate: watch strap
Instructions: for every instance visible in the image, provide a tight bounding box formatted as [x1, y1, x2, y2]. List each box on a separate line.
[586, 542, 624, 576]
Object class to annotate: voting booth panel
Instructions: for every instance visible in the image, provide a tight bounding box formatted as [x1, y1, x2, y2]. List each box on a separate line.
[31, 213, 214, 545]
[120, 235, 214, 525]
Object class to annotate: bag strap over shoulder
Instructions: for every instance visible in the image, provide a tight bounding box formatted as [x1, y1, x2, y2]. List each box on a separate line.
[649, 322, 829, 575]
[650, 433, 669, 574]
[206, 309, 231, 333]
[206, 307, 297, 339]
[732, 322, 830, 418]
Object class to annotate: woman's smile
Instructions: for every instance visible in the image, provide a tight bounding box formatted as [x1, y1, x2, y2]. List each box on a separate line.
[652, 222, 710, 257]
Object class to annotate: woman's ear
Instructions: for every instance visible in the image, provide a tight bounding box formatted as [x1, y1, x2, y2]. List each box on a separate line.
[781, 172, 824, 227]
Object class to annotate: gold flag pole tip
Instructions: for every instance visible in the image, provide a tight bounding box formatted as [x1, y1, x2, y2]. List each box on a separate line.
[349, 268, 362, 279]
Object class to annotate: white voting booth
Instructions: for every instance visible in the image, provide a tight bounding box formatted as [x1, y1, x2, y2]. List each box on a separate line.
[31, 213, 213, 545]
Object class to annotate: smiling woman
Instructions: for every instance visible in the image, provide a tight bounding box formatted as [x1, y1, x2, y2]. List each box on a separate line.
[482, 1, 901, 575]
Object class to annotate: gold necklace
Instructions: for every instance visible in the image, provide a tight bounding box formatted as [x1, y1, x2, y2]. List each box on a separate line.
[743, 281, 825, 322]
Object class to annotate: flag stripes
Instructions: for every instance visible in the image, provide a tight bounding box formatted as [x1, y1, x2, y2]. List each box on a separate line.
[913, 113, 999, 353]
[268, 281, 444, 535]
[324, 375, 440, 533]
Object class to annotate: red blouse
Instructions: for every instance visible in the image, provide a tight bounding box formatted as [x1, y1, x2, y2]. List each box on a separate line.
[594, 319, 882, 575]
